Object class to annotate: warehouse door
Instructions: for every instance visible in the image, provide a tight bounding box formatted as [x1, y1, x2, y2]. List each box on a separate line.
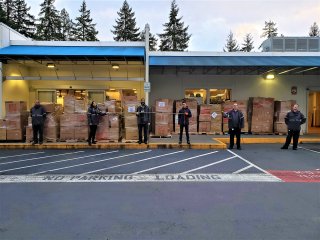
[308, 91, 320, 133]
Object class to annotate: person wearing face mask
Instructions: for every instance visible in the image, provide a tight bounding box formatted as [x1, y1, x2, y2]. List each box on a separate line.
[178, 100, 192, 144]
[281, 103, 306, 150]
[30, 100, 47, 145]
[136, 98, 150, 144]
[222, 102, 244, 150]
[87, 101, 106, 146]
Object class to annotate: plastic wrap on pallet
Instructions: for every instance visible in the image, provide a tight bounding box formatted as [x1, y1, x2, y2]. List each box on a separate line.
[44, 113, 59, 128]
[96, 126, 119, 141]
[109, 114, 120, 128]
[124, 115, 138, 127]
[26, 126, 33, 142]
[123, 103, 139, 115]
[122, 95, 138, 104]
[74, 126, 88, 140]
[44, 126, 59, 142]
[155, 113, 171, 124]
[199, 122, 211, 132]
[41, 102, 56, 113]
[105, 100, 116, 113]
[155, 99, 173, 113]
[5, 101, 27, 115]
[5, 113, 29, 130]
[63, 95, 75, 113]
[75, 99, 88, 113]
[60, 126, 75, 141]
[274, 100, 296, 112]
[249, 97, 274, 133]
[0, 119, 7, 140]
[6, 129, 24, 140]
[211, 113, 222, 133]
[60, 113, 87, 127]
[124, 127, 138, 140]
[99, 115, 109, 127]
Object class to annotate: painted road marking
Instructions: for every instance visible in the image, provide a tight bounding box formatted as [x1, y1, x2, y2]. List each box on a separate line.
[133, 151, 219, 174]
[298, 146, 320, 154]
[233, 165, 253, 174]
[83, 150, 184, 174]
[182, 156, 236, 174]
[0, 151, 84, 165]
[0, 152, 45, 159]
[268, 170, 320, 182]
[32, 150, 152, 174]
[0, 151, 118, 174]
[0, 173, 282, 183]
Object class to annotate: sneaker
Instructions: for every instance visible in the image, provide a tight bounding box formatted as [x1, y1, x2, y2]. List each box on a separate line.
[281, 146, 288, 149]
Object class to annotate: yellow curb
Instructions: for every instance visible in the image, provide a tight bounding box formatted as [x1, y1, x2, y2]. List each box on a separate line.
[214, 137, 320, 144]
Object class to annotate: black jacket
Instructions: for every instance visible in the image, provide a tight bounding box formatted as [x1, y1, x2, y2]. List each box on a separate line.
[178, 107, 192, 125]
[30, 105, 46, 126]
[136, 104, 150, 124]
[87, 106, 105, 126]
[223, 110, 244, 129]
[285, 110, 306, 131]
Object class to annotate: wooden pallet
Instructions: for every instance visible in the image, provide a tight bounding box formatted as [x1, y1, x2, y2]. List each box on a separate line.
[150, 134, 172, 138]
[198, 132, 224, 135]
[97, 140, 120, 143]
[251, 132, 274, 135]
[121, 139, 139, 143]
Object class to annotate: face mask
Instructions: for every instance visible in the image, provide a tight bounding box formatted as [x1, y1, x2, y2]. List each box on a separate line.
[141, 102, 145, 106]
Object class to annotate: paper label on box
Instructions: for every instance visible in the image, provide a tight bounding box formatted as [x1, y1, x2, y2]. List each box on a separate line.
[211, 112, 218, 119]
[128, 106, 136, 113]
[158, 102, 166, 107]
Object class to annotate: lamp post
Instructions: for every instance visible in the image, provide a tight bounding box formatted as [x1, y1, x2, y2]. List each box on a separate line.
[145, 23, 150, 106]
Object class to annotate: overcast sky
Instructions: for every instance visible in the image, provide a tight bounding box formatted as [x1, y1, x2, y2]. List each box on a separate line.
[28, 0, 320, 51]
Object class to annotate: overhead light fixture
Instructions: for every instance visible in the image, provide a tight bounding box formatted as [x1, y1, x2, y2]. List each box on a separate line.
[47, 63, 55, 68]
[112, 64, 120, 70]
[265, 73, 275, 80]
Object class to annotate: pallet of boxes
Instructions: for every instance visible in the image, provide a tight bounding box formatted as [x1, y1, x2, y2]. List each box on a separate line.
[153, 99, 174, 137]
[26, 103, 62, 143]
[174, 99, 198, 134]
[60, 95, 88, 142]
[122, 96, 139, 142]
[274, 100, 296, 135]
[198, 104, 223, 134]
[4, 101, 28, 141]
[249, 97, 274, 134]
[95, 100, 121, 142]
[222, 101, 249, 133]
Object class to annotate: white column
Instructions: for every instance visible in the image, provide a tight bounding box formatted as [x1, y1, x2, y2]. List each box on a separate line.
[0, 62, 2, 118]
[144, 24, 150, 106]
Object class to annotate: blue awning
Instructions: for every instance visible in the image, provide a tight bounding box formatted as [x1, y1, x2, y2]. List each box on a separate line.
[150, 56, 320, 67]
[0, 45, 145, 59]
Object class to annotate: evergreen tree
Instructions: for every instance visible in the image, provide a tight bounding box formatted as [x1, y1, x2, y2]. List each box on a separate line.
[223, 31, 239, 52]
[12, 0, 36, 38]
[74, 0, 99, 41]
[36, 0, 62, 40]
[60, 8, 76, 40]
[2, 0, 15, 27]
[139, 30, 158, 51]
[158, 0, 191, 51]
[111, 0, 140, 41]
[0, 1, 7, 24]
[261, 20, 278, 38]
[241, 33, 254, 52]
[309, 22, 319, 37]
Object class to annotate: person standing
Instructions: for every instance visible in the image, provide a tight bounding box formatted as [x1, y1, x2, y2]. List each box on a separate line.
[178, 100, 192, 144]
[281, 103, 306, 150]
[87, 101, 106, 146]
[136, 98, 150, 144]
[223, 102, 244, 150]
[30, 100, 46, 145]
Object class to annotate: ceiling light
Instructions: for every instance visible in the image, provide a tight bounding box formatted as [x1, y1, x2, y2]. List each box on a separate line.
[112, 64, 120, 70]
[47, 63, 55, 68]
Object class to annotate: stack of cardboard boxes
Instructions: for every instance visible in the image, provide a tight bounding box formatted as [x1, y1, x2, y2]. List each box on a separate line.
[154, 99, 173, 136]
[60, 95, 88, 141]
[123, 96, 139, 141]
[274, 100, 296, 134]
[5, 101, 28, 141]
[222, 101, 248, 133]
[249, 97, 274, 133]
[210, 104, 223, 133]
[175, 99, 198, 133]
[0, 119, 6, 140]
[198, 105, 212, 133]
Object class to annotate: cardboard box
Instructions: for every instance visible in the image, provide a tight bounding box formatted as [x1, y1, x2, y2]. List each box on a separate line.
[5, 114, 28, 130]
[109, 114, 120, 128]
[199, 122, 211, 132]
[155, 99, 173, 113]
[63, 95, 75, 113]
[155, 124, 170, 136]
[74, 126, 88, 140]
[124, 115, 138, 127]
[75, 99, 87, 113]
[274, 100, 296, 112]
[155, 113, 171, 124]
[42, 102, 56, 113]
[275, 111, 288, 122]
[108, 128, 120, 141]
[105, 101, 116, 112]
[44, 127, 59, 141]
[199, 114, 211, 122]
[5, 101, 27, 115]
[60, 126, 75, 140]
[123, 103, 138, 114]
[124, 127, 138, 140]
[7, 129, 23, 140]
[0, 128, 6, 140]
[122, 95, 138, 104]
[274, 122, 287, 133]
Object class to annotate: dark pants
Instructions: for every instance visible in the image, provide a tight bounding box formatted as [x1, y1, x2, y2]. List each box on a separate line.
[229, 128, 241, 149]
[283, 130, 300, 149]
[88, 125, 98, 143]
[179, 124, 190, 142]
[32, 124, 44, 143]
[138, 124, 148, 143]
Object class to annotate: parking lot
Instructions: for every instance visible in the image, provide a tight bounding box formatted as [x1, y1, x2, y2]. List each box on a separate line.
[0, 144, 320, 239]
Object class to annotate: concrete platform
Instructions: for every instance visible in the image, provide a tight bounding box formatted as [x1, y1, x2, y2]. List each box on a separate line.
[0, 134, 319, 149]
